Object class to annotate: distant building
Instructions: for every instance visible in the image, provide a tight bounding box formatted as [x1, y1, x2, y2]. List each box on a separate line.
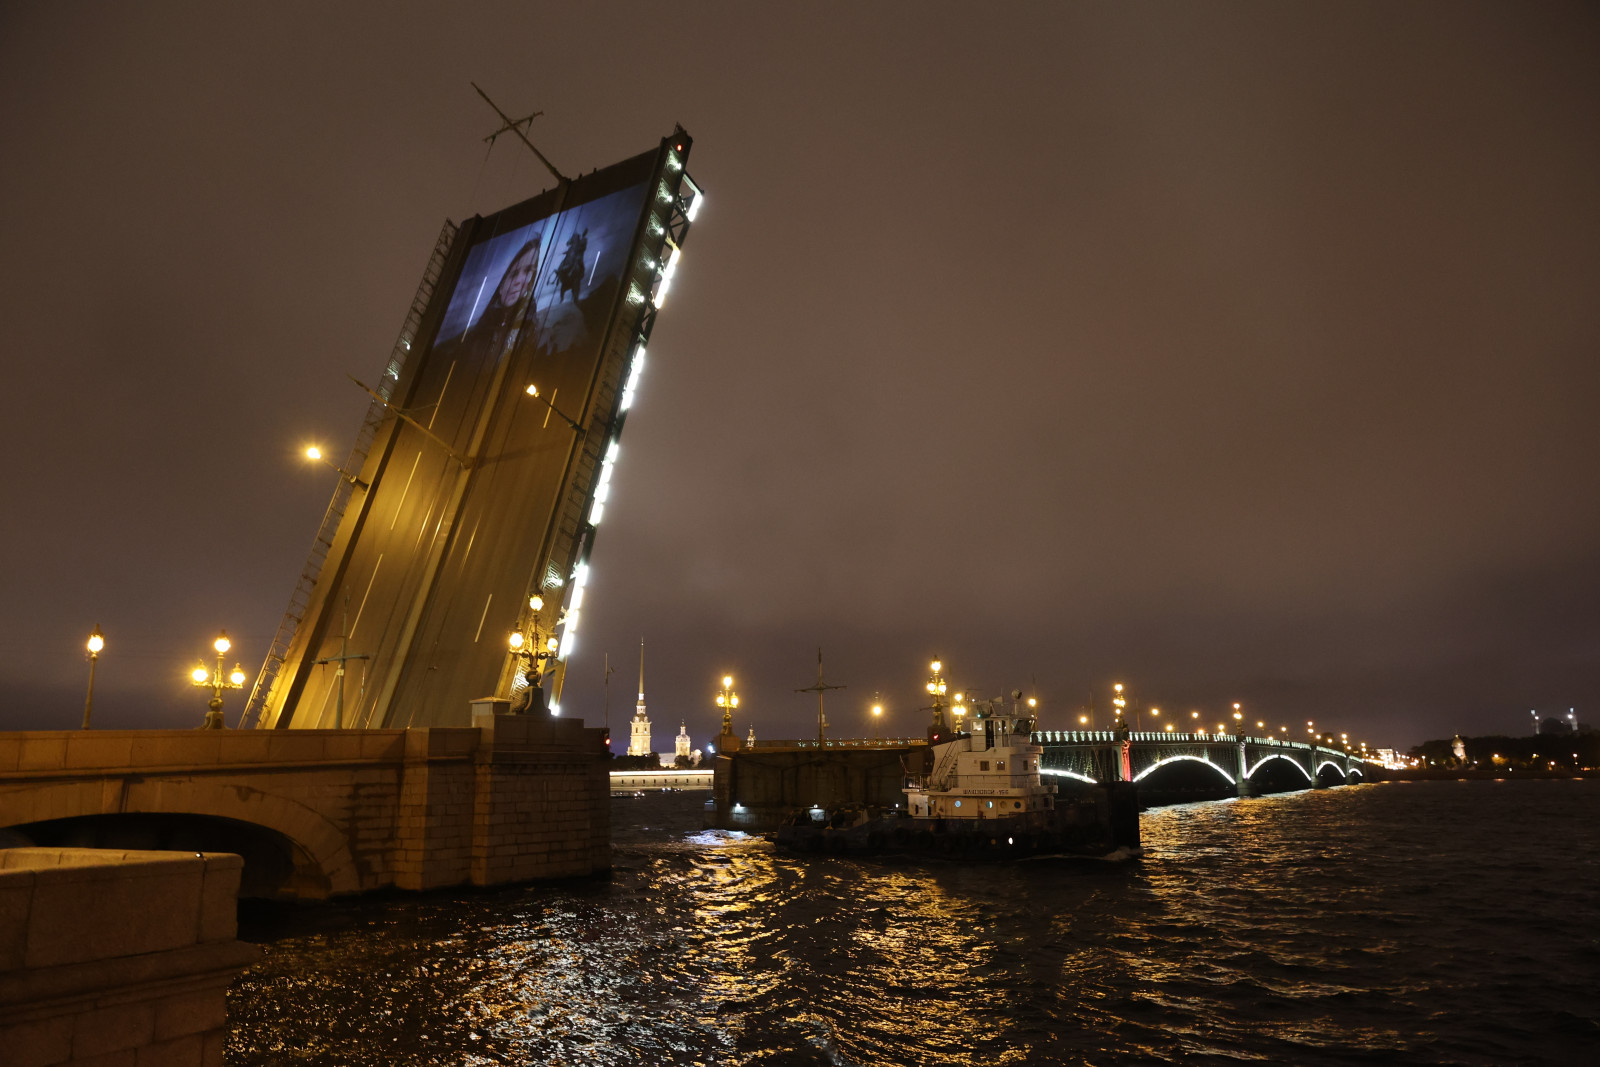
[674, 721, 692, 765]
[627, 641, 651, 758]
[1452, 735, 1466, 761]
[747, 724, 757, 748]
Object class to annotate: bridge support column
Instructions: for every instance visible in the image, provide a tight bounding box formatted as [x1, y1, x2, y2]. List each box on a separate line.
[1235, 739, 1257, 797]
[1308, 747, 1327, 788]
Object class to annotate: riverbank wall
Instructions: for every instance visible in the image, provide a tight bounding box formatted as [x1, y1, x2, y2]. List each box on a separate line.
[0, 848, 258, 1066]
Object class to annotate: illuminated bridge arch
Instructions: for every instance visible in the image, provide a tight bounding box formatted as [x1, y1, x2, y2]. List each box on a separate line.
[1316, 760, 1349, 779]
[1247, 753, 1314, 784]
[1133, 754, 1236, 787]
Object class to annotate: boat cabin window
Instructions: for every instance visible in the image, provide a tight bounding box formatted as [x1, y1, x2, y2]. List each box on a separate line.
[979, 760, 990, 771]
[996, 761, 1005, 771]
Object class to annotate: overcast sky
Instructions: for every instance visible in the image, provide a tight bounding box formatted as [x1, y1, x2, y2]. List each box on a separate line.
[2, 2, 1596, 749]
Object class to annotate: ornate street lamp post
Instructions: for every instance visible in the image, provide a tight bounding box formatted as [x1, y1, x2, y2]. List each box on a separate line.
[191, 631, 245, 729]
[925, 658, 948, 735]
[715, 675, 740, 751]
[82, 625, 104, 730]
[508, 592, 558, 714]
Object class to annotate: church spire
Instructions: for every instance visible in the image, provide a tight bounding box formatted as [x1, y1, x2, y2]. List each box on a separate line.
[627, 637, 652, 757]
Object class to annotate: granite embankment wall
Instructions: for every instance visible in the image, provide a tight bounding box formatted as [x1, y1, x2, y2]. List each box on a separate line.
[0, 848, 258, 1067]
[0, 715, 609, 899]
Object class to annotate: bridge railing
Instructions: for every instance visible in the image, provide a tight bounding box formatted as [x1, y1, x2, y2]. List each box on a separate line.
[745, 738, 924, 751]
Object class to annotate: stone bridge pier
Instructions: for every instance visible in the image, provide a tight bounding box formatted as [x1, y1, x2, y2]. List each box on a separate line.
[0, 715, 610, 900]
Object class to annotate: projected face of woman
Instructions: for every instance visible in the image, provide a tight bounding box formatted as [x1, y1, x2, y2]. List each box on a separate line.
[495, 243, 540, 307]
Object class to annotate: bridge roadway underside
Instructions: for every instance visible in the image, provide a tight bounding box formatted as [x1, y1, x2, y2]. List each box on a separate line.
[1037, 732, 1371, 803]
[0, 715, 609, 900]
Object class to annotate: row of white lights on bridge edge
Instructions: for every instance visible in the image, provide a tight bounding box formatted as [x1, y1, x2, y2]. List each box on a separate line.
[545, 169, 703, 713]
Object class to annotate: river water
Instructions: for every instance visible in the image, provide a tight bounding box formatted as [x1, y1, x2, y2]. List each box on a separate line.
[229, 779, 1599, 1065]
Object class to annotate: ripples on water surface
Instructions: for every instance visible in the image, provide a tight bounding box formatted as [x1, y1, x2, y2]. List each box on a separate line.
[231, 780, 1599, 1065]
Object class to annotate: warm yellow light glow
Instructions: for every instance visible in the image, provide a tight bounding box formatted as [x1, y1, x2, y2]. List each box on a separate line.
[1217, 724, 1225, 732]
[545, 636, 559, 652]
[229, 667, 246, 686]
[722, 675, 733, 689]
[1191, 710, 1200, 719]
[926, 682, 936, 693]
[872, 704, 883, 717]
[191, 665, 208, 684]
[1233, 702, 1241, 710]
[213, 633, 231, 654]
[1165, 723, 1174, 732]
[1079, 715, 1089, 724]
[509, 631, 525, 651]
[716, 694, 726, 707]
[1114, 683, 1123, 693]
[1233, 711, 1242, 720]
[525, 384, 540, 397]
[936, 681, 946, 694]
[1027, 697, 1037, 708]
[529, 594, 544, 611]
[1150, 708, 1160, 716]
[954, 692, 964, 703]
[1257, 721, 1264, 728]
[731, 696, 739, 708]
[930, 660, 942, 673]
[305, 446, 323, 461]
[86, 628, 104, 654]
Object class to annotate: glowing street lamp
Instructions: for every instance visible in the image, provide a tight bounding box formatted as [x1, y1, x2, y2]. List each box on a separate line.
[192, 631, 246, 729]
[523, 383, 583, 432]
[82, 625, 104, 730]
[1112, 683, 1127, 730]
[303, 445, 369, 490]
[715, 674, 740, 741]
[507, 590, 556, 714]
[925, 657, 948, 731]
[871, 702, 883, 739]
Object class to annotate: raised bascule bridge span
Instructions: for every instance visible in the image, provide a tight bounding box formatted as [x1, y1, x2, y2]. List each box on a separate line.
[1035, 730, 1368, 800]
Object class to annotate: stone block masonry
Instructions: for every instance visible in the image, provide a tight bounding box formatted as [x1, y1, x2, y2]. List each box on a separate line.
[0, 848, 258, 1067]
[0, 715, 611, 899]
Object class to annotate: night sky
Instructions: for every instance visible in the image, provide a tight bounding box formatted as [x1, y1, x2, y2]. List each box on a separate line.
[2, 2, 1596, 750]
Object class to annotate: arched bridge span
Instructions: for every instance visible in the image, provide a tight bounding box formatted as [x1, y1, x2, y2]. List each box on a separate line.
[1035, 731, 1369, 800]
[0, 717, 609, 899]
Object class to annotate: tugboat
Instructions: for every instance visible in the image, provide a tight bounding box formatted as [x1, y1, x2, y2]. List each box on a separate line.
[775, 693, 1131, 860]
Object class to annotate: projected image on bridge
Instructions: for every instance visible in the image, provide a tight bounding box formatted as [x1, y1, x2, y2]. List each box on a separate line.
[435, 182, 650, 363]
